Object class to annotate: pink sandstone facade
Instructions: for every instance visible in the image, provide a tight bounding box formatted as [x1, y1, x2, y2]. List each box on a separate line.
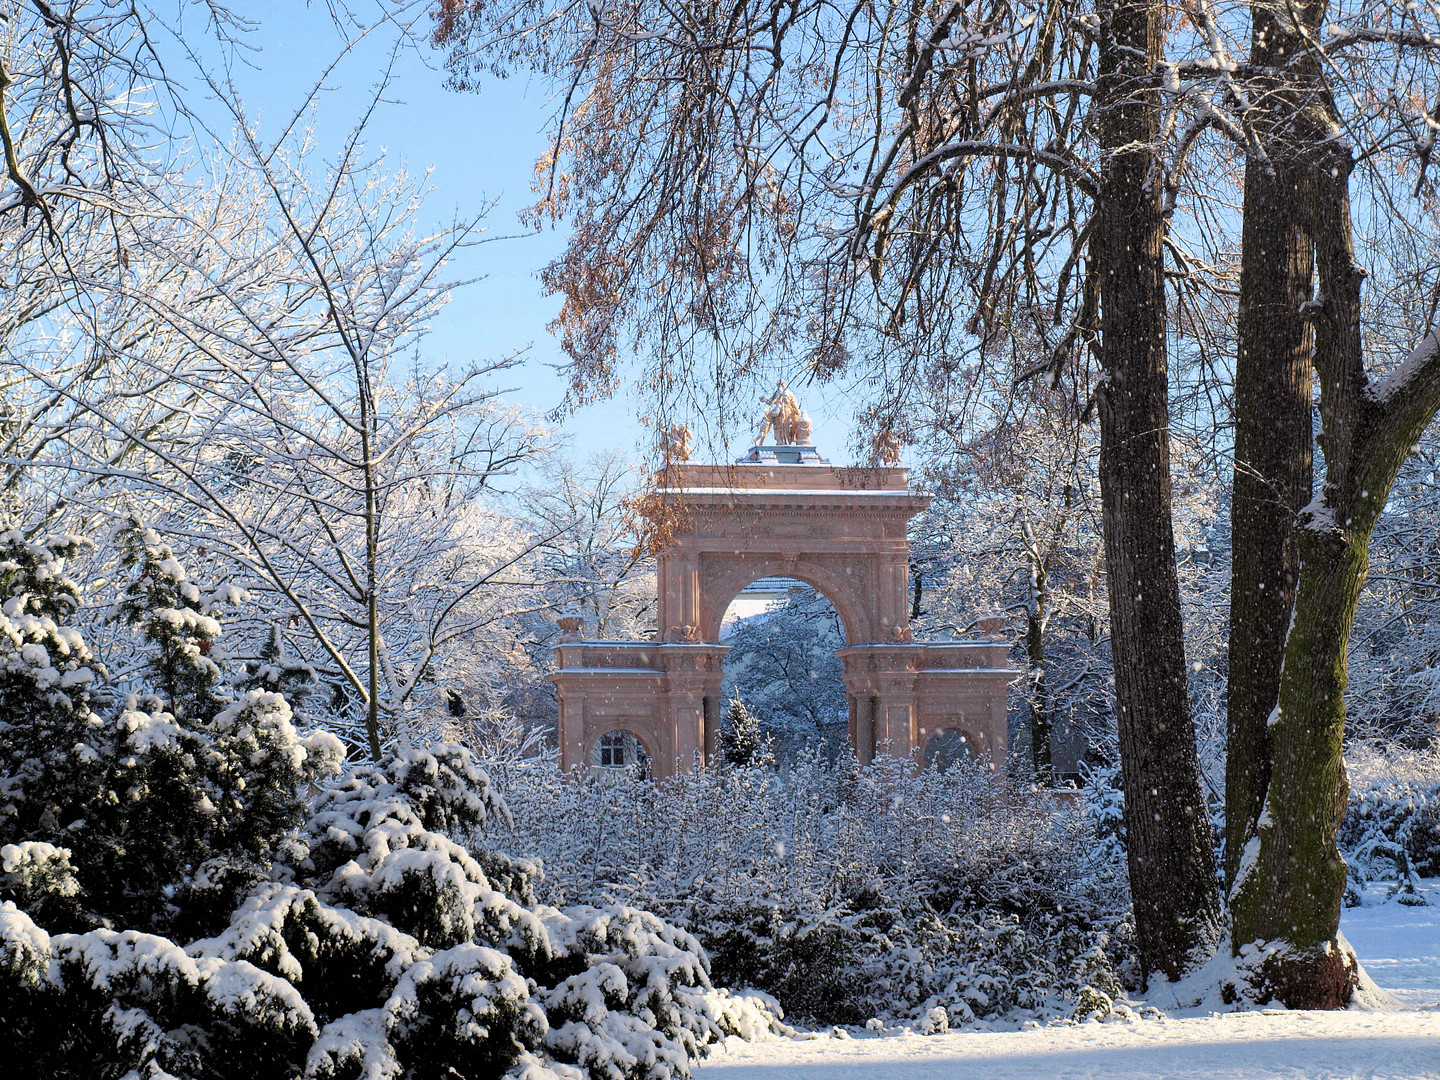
[551, 446, 1016, 778]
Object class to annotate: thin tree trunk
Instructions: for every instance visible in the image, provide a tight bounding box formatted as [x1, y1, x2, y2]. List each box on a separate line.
[1094, 0, 1221, 983]
[1025, 594, 1054, 781]
[359, 362, 384, 761]
[1223, 4, 1317, 894]
[1021, 517, 1055, 782]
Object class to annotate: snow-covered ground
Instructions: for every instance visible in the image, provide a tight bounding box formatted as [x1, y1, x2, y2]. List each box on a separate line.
[698, 883, 1440, 1080]
[1344, 890, 1440, 1012]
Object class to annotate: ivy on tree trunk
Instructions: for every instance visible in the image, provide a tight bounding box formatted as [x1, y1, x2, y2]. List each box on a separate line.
[1230, 131, 1440, 1006]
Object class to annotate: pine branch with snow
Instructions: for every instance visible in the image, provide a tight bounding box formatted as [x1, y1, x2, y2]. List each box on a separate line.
[0, 525, 778, 1078]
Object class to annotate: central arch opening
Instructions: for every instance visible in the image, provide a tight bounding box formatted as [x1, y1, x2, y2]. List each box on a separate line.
[718, 578, 850, 766]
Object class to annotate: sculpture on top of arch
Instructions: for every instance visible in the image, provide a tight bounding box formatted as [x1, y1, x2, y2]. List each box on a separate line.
[755, 379, 814, 446]
[551, 388, 1015, 779]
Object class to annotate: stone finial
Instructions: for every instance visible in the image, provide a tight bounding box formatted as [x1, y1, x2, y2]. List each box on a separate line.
[871, 429, 903, 467]
[792, 410, 813, 445]
[556, 611, 585, 640]
[976, 611, 1008, 640]
[661, 421, 693, 464]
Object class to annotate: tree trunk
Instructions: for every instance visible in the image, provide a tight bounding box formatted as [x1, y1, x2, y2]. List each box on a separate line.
[359, 359, 384, 762]
[1228, 146, 1362, 1003]
[1223, 4, 1317, 895]
[1229, 126, 1440, 1006]
[1021, 514, 1058, 783]
[1094, 0, 1222, 983]
[1025, 586, 1054, 782]
[1231, 515, 1363, 1006]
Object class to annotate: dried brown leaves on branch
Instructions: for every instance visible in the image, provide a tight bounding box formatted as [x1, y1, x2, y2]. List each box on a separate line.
[432, 0, 1125, 451]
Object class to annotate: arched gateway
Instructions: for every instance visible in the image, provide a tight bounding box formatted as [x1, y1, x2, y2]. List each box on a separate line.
[552, 392, 1015, 778]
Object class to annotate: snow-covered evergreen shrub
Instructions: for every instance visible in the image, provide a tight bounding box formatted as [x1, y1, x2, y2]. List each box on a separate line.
[718, 695, 769, 767]
[1076, 760, 1128, 870]
[0, 521, 341, 937]
[240, 624, 323, 724]
[486, 748, 1134, 1028]
[0, 523, 780, 1078]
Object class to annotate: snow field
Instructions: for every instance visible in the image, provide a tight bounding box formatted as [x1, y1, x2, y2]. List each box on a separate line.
[1344, 894, 1440, 1012]
[697, 885, 1440, 1080]
[702, 1010, 1440, 1080]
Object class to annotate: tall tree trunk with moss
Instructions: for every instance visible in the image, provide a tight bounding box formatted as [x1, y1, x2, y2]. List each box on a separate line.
[1094, 0, 1222, 983]
[1229, 131, 1440, 1005]
[1223, 2, 1318, 894]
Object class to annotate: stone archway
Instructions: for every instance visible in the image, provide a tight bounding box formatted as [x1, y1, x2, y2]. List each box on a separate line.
[551, 400, 1015, 778]
[654, 457, 919, 650]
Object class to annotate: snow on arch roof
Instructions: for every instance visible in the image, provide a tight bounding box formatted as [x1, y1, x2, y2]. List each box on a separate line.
[736, 576, 810, 594]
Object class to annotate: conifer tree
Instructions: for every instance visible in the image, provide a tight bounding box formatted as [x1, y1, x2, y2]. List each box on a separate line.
[1, 522, 774, 1079]
[0, 519, 342, 934]
[720, 696, 767, 768]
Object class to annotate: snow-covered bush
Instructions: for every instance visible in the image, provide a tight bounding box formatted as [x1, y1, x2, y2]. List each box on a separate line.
[486, 749, 1134, 1028]
[1340, 744, 1440, 905]
[0, 523, 780, 1078]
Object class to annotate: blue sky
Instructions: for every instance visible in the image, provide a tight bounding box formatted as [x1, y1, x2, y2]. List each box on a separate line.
[213, 4, 860, 466]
